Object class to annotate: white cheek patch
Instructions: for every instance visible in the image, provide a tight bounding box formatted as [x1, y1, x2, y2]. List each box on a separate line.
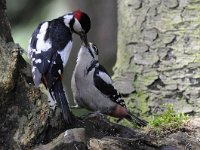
[73, 18, 82, 33]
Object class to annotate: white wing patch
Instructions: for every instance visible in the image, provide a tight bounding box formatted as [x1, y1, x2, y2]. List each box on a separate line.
[36, 22, 52, 53]
[57, 41, 72, 67]
[98, 71, 112, 84]
[35, 59, 42, 64]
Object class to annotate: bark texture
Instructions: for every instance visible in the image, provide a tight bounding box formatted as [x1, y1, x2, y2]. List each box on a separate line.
[0, 36, 67, 149]
[114, 0, 200, 116]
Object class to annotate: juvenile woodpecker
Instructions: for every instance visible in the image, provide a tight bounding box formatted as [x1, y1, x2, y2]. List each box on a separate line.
[28, 10, 91, 125]
[71, 43, 148, 127]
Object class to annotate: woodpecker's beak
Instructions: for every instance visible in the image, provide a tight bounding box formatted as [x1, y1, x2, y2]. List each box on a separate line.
[80, 33, 89, 47]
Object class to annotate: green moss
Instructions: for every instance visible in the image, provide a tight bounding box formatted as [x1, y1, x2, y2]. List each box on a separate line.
[108, 116, 138, 128]
[72, 108, 90, 117]
[187, 2, 200, 10]
[124, 91, 149, 115]
[126, 96, 136, 108]
[135, 91, 149, 114]
[113, 52, 131, 78]
[193, 53, 200, 63]
[149, 104, 189, 135]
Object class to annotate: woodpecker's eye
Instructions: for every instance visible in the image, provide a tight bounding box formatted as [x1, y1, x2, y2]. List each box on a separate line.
[92, 44, 98, 55]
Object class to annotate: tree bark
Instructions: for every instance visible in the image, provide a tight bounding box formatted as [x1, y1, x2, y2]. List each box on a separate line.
[114, 0, 200, 116]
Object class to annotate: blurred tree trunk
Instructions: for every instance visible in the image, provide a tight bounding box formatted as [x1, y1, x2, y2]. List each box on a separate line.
[114, 0, 200, 117]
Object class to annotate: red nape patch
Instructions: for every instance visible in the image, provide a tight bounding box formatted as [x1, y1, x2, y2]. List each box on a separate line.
[74, 10, 82, 21]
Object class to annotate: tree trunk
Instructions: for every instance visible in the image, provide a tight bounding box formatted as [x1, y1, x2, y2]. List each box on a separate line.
[114, 0, 200, 116]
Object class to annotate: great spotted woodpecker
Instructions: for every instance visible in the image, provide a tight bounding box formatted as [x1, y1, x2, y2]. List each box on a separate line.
[71, 42, 148, 127]
[28, 10, 91, 125]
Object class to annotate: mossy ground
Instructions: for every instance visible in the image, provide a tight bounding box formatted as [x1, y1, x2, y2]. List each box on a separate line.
[146, 104, 189, 135]
[109, 103, 189, 134]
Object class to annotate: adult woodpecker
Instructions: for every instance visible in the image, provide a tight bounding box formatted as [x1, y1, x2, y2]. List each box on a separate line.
[71, 42, 148, 127]
[28, 10, 91, 125]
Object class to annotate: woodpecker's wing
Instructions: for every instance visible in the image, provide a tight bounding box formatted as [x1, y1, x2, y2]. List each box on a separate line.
[94, 65, 126, 108]
[28, 22, 44, 86]
[28, 19, 72, 88]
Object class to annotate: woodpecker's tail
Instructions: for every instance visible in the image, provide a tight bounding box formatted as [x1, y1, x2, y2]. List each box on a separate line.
[49, 79, 73, 125]
[126, 113, 148, 127]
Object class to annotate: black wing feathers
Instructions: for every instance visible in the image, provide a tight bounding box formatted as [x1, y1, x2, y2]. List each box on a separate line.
[98, 65, 110, 77]
[32, 48, 53, 74]
[45, 53, 64, 88]
[94, 65, 126, 108]
[46, 19, 72, 51]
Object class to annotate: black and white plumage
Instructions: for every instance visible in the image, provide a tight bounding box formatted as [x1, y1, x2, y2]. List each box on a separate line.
[28, 10, 91, 125]
[71, 42, 148, 127]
